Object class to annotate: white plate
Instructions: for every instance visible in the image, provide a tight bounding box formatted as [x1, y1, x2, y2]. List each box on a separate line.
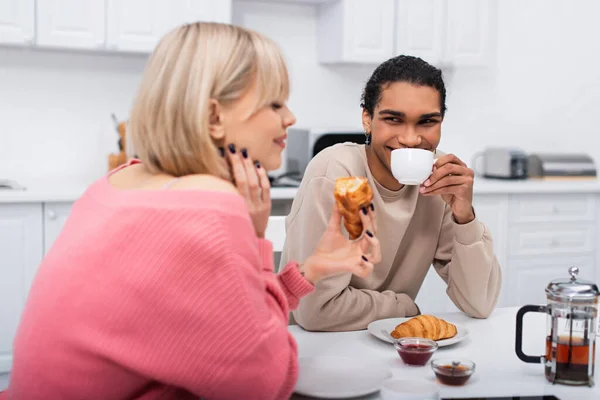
[295, 356, 392, 399]
[367, 317, 469, 347]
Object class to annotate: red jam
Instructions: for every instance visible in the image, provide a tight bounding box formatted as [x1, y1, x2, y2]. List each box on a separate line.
[396, 343, 436, 366]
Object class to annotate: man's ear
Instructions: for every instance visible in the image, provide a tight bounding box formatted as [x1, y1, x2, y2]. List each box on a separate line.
[361, 109, 372, 133]
[208, 99, 225, 141]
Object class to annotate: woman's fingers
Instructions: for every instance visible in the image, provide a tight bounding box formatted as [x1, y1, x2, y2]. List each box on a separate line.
[255, 161, 271, 203]
[326, 202, 343, 232]
[369, 203, 377, 235]
[240, 148, 261, 202]
[353, 256, 374, 278]
[360, 231, 382, 263]
[227, 144, 249, 197]
[359, 204, 373, 235]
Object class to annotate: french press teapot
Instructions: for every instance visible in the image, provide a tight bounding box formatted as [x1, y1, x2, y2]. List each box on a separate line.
[515, 267, 599, 387]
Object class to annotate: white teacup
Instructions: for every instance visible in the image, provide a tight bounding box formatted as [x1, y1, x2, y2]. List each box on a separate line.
[390, 148, 435, 185]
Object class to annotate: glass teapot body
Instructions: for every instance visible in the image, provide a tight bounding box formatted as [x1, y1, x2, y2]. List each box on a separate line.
[516, 267, 599, 387]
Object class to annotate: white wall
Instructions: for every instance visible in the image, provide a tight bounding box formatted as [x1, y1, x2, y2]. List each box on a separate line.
[1, 0, 600, 184]
[0, 48, 147, 184]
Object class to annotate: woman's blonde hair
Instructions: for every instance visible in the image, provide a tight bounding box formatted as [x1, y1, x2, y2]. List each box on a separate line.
[128, 22, 290, 179]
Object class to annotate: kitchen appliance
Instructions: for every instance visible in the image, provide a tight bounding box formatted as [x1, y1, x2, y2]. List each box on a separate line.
[0, 179, 26, 190]
[472, 147, 528, 179]
[515, 267, 599, 387]
[528, 153, 597, 179]
[284, 128, 365, 178]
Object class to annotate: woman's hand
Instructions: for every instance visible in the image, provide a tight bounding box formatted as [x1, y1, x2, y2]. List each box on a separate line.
[226, 144, 271, 238]
[419, 153, 475, 224]
[301, 203, 381, 284]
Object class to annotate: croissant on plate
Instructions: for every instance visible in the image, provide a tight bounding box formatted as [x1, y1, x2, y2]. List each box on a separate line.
[333, 177, 374, 240]
[390, 314, 457, 341]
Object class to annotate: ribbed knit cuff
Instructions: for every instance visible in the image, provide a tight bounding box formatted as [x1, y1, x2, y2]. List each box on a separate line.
[279, 262, 315, 309]
[257, 239, 275, 272]
[453, 217, 485, 245]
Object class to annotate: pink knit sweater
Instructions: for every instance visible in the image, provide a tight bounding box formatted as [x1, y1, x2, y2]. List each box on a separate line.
[2, 161, 314, 400]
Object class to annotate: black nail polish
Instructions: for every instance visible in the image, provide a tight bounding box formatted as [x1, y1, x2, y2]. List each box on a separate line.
[218, 147, 225, 157]
[362, 207, 368, 215]
[366, 230, 373, 237]
[228, 143, 236, 154]
[362, 255, 368, 262]
[254, 161, 261, 169]
[241, 148, 248, 159]
[370, 203, 375, 211]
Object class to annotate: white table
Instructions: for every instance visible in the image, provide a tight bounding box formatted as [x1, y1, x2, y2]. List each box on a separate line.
[289, 307, 600, 400]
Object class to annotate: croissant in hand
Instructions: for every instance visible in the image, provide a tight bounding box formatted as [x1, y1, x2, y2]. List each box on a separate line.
[333, 177, 374, 240]
[390, 315, 457, 341]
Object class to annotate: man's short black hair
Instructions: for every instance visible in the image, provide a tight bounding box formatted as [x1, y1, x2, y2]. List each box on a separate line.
[360, 55, 447, 117]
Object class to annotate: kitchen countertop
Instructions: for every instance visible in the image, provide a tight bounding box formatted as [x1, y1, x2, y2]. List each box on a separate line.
[1, 178, 600, 203]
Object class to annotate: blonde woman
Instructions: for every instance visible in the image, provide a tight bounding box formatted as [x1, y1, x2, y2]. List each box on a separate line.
[2, 23, 380, 400]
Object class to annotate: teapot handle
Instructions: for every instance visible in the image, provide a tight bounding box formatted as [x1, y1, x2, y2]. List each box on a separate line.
[515, 304, 548, 364]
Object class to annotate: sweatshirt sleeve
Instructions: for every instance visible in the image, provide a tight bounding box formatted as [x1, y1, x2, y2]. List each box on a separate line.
[432, 204, 502, 318]
[281, 176, 419, 332]
[102, 215, 314, 400]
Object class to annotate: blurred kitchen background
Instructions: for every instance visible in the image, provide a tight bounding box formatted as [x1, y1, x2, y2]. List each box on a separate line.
[2, 0, 600, 383]
[1, 0, 599, 184]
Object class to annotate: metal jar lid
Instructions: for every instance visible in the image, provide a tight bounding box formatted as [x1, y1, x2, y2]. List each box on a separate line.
[545, 267, 600, 302]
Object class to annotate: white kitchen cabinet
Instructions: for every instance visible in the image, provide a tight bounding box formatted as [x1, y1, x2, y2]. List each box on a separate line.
[0, 0, 34, 45]
[394, 0, 495, 68]
[395, 0, 445, 66]
[36, 0, 105, 49]
[174, 0, 232, 26]
[512, 256, 595, 306]
[317, 0, 395, 64]
[43, 202, 73, 255]
[107, 0, 232, 53]
[444, 0, 495, 67]
[0, 203, 43, 373]
[107, 0, 170, 53]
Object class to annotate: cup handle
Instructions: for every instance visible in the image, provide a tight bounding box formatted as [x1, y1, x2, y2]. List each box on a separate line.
[515, 304, 547, 364]
[471, 151, 484, 176]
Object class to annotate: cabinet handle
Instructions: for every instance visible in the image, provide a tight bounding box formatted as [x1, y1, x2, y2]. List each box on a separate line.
[47, 210, 57, 220]
[551, 238, 559, 247]
[552, 206, 559, 214]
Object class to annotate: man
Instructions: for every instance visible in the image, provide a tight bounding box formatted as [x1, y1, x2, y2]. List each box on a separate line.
[280, 55, 501, 331]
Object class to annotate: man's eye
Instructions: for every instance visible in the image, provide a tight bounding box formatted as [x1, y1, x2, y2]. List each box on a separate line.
[271, 103, 283, 110]
[385, 117, 401, 123]
[419, 119, 438, 125]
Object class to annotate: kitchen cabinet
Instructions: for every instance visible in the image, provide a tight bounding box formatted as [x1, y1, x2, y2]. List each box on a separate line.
[0, 0, 34, 45]
[444, 0, 495, 67]
[107, 0, 232, 53]
[395, 0, 446, 66]
[36, 0, 105, 49]
[0, 203, 43, 374]
[316, 0, 395, 64]
[43, 202, 73, 254]
[317, 0, 496, 67]
[395, 0, 496, 68]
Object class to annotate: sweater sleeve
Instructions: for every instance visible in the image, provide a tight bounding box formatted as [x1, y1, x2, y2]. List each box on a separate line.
[100, 213, 314, 400]
[432, 204, 502, 318]
[281, 176, 419, 332]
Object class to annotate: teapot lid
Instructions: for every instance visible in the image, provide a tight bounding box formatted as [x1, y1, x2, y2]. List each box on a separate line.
[546, 267, 600, 302]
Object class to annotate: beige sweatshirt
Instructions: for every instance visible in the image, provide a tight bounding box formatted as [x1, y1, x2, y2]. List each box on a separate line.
[280, 143, 502, 332]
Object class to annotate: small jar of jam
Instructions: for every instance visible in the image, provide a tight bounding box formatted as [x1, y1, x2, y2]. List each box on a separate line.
[393, 337, 438, 366]
[431, 358, 476, 385]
